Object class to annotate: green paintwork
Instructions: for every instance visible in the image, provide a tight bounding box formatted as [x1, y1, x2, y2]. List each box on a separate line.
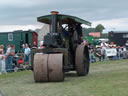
[0, 30, 34, 53]
[37, 14, 91, 26]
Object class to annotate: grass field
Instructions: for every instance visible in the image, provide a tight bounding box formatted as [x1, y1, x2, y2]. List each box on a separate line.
[0, 59, 128, 96]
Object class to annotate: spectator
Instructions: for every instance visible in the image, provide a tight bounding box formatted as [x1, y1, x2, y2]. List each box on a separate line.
[125, 40, 128, 50]
[17, 54, 24, 69]
[101, 41, 108, 61]
[38, 44, 45, 49]
[6, 44, 15, 72]
[0, 45, 4, 50]
[94, 47, 102, 61]
[20, 44, 25, 53]
[101, 40, 108, 48]
[101, 46, 106, 61]
[0, 49, 7, 74]
[32, 41, 37, 49]
[120, 46, 126, 59]
[120, 46, 124, 59]
[89, 48, 96, 63]
[28, 43, 31, 48]
[24, 44, 30, 65]
[122, 46, 127, 58]
[0, 49, 3, 75]
[116, 46, 121, 59]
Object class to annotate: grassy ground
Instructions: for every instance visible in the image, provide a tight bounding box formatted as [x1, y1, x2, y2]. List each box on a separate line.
[0, 59, 128, 96]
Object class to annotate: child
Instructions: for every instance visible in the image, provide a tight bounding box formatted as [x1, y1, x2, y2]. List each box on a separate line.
[17, 55, 24, 67]
[89, 48, 96, 63]
[0, 49, 7, 74]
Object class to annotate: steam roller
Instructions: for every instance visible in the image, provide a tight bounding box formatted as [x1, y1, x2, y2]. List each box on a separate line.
[31, 11, 91, 82]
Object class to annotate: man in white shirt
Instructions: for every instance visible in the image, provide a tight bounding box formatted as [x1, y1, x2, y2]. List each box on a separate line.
[6, 44, 15, 72]
[100, 41, 108, 61]
[24, 44, 30, 64]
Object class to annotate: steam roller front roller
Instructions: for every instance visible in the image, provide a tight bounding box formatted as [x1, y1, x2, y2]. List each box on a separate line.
[75, 45, 90, 76]
[33, 54, 48, 82]
[48, 53, 64, 82]
[33, 53, 64, 82]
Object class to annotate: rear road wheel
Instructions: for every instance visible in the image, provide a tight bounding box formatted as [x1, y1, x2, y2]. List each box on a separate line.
[75, 45, 89, 76]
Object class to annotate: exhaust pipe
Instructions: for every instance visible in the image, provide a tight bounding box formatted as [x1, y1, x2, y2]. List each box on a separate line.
[50, 11, 59, 33]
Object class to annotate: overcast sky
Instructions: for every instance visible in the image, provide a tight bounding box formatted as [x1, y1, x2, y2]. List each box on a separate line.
[0, 0, 128, 32]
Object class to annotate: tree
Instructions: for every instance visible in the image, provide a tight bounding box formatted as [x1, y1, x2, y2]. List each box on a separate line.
[95, 24, 105, 34]
[82, 28, 95, 36]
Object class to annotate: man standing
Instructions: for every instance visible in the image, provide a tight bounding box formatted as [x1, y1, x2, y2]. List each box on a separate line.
[94, 47, 102, 61]
[101, 41, 108, 61]
[6, 44, 15, 72]
[24, 44, 30, 65]
[125, 40, 128, 50]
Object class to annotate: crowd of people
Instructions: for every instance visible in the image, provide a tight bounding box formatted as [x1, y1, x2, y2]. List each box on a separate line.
[0, 41, 45, 75]
[89, 40, 128, 63]
[0, 44, 15, 74]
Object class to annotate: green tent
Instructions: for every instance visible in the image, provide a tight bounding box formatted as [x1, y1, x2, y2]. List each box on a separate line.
[87, 35, 93, 44]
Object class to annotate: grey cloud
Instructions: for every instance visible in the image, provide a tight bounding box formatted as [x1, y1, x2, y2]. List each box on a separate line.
[0, 0, 128, 25]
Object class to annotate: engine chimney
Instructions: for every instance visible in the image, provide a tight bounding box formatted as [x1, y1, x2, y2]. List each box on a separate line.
[50, 11, 59, 33]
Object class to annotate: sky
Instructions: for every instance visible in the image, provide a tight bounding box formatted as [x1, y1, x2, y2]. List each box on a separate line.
[0, 0, 128, 32]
